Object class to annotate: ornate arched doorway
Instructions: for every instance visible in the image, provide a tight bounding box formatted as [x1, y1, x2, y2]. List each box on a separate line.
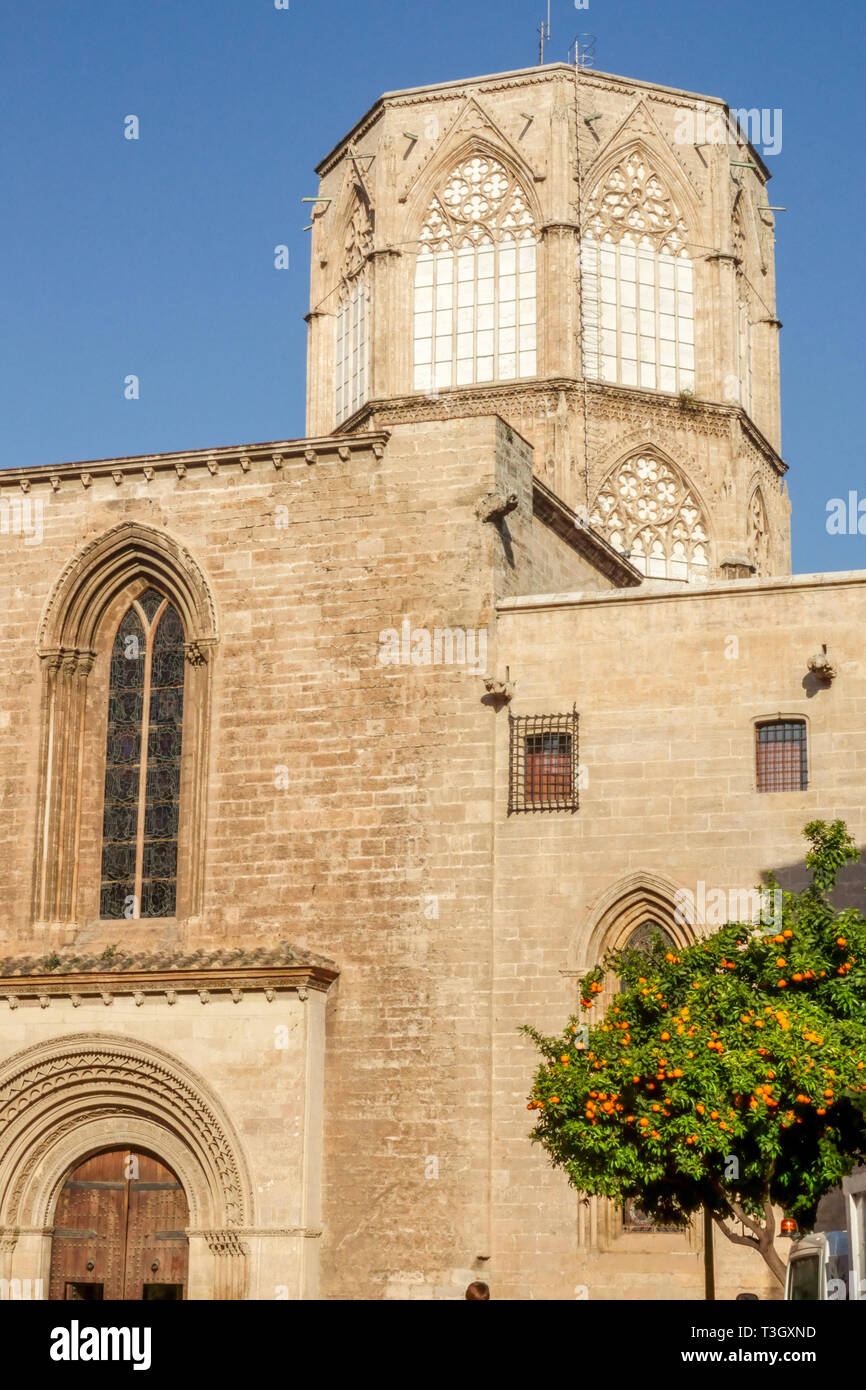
[49, 1148, 189, 1301]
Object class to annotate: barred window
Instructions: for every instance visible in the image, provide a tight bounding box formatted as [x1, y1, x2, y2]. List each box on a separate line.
[100, 588, 185, 919]
[508, 709, 579, 813]
[756, 719, 807, 793]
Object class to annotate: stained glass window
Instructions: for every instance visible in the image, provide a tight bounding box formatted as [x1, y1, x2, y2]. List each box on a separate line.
[100, 588, 185, 919]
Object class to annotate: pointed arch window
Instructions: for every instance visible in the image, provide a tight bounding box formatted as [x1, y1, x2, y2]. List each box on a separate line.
[590, 452, 709, 580]
[336, 200, 372, 425]
[413, 154, 537, 393]
[581, 150, 695, 394]
[100, 588, 186, 919]
[336, 274, 368, 425]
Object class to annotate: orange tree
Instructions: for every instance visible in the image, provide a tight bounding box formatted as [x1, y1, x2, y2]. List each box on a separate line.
[523, 822, 866, 1287]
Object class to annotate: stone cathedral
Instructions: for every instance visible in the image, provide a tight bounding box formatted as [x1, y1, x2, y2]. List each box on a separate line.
[1, 59, 864, 1303]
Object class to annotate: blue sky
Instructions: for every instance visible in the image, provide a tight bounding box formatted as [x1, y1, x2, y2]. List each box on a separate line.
[0, 0, 863, 571]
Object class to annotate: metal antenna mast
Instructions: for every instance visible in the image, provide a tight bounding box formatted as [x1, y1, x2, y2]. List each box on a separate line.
[572, 34, 598, 512]
[538, 0, 551, 64]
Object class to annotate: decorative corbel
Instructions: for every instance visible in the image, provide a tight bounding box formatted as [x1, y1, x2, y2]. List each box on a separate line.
[807, 645, 837, 684]
[476, 490, 519, 524]
[483, 674, 514, 707]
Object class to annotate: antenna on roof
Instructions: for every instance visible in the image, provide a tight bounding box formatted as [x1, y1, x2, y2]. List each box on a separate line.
[538, 0, 551, 63]
[569, 33, 596, 68]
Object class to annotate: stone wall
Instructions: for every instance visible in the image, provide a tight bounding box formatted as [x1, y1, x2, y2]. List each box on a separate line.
[491, 571, 866, 1298]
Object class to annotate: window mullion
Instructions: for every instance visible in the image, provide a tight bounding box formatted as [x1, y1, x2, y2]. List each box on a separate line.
[133, 624, 156, 918]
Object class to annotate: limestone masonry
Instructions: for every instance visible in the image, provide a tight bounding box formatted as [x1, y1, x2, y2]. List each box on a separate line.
[0, 62, 860, 1301]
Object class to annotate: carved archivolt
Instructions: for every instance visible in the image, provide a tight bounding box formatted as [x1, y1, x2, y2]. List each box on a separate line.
[590, 452, 710, 580]
[0, 1035, 252, 1235]
[37, 520, 218, 657]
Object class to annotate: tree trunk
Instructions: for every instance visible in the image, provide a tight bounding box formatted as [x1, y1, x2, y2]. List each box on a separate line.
[703, 1205, 715, 1301]
[712, 1201, 788, 1290]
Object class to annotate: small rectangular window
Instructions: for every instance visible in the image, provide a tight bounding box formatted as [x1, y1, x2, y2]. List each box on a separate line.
[508, 708, 579, 813]
[756, 719, 807, 792]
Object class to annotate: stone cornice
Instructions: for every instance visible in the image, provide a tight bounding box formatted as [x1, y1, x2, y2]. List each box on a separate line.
[0, 962, 337, 1006]
[738, 412, 787, 477]
[498, 568, 866, 615]
[0, 941, 339, 1004]
[532, 478, 642, 588]
[585, 382, 787, 476]
[346, 381, 787, 478]
[0, 433, 391, 494]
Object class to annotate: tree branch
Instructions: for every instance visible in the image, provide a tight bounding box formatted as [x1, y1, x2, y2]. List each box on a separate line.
[713, 1214, 759, 1251]
[729, 1198, 765, 1242]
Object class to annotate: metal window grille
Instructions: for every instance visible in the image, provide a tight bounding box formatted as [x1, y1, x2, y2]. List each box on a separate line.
[508, 708, 579, 813]
[756, 719, 807, 793]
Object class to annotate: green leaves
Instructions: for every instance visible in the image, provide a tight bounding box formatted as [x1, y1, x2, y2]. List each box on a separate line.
[523, 822, 866, 1268]
[804, 819, 860, 893]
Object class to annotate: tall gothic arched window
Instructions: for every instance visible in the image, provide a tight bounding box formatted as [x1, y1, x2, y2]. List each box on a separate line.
[590, 452, 709, 580]
[100, 588, 186, 919]
[335, 201, 372, 425]
[413, 154, 537, 393]
[581, 149, 695, 395]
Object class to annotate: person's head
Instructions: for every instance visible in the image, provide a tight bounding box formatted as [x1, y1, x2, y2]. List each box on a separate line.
[735, 1292, 759, 1301]
[465, 1281, 490, 1300]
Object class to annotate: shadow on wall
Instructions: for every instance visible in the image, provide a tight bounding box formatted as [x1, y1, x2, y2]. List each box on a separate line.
[760, 850, 866, 908]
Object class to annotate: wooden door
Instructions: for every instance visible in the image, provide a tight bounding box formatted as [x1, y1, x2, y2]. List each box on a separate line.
[49, 1149, 189, 1301]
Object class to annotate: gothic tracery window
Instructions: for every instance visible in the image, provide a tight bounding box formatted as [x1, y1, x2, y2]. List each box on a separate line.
[581, 149, 695, 394]
[100, 588, 186, 919]
[747, 487, 770, 575]
[413, 153, 537, 393]
[590, 453, 709, 580]
[336, 201, 372, 425]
